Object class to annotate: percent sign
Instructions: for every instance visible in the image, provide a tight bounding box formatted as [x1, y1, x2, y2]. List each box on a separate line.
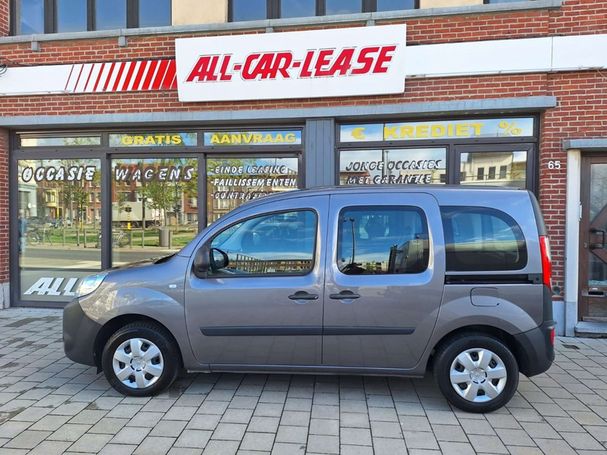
[498, 121, 523, 136]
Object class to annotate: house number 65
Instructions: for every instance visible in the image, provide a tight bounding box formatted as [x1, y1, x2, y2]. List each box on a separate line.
[547, 160, 562, 170]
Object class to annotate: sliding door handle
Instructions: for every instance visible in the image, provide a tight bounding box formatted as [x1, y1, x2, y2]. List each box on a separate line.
[329, 290, 360, 300]
[288, 291, 319, 301]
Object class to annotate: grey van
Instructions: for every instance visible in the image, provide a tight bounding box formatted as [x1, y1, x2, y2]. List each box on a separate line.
[63, 186, 555, 413]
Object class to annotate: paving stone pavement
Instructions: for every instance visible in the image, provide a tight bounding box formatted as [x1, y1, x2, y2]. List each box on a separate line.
[0, 308, 606, 455]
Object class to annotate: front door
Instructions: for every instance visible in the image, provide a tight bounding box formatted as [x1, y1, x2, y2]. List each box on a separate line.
[185, 195, 328, 367]
[579, 155, 607, 321]
[322, 192, 445, 370]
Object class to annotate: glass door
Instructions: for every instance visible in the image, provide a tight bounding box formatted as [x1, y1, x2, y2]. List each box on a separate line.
[580, 155, 607, 321]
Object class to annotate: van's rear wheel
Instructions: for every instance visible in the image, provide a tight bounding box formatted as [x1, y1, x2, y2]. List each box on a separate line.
[434, 334, 519, 413]
[101, 322, 179, 396]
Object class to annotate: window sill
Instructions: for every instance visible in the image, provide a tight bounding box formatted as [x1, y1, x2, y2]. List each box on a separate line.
[1, 0, 562, 46]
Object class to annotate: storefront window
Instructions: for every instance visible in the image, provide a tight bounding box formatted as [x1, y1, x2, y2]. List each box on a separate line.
[18, 159, 102, 303]
[56, 0, 87, 32]
[459, 151, 527, 188]
[325, 0, 362, 14]
[111, 158, 198, 266]
[207, 157, 300, 223]
[139, 0, 171, 27]
[231, 0, 267, 21]
[96, 0, 127, 30]
[280, 0, 316, 17]
[17, 0, 45, 34]
[376, 0, 416, 11]
[20, 136, 101, 147]
[339, 149, 447, 185]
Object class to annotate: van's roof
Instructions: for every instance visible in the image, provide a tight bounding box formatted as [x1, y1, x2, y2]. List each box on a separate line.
[231, 184, 529, 212]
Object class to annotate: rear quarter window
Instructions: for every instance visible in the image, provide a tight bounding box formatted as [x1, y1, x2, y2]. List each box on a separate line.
[441, 206, 527, 271]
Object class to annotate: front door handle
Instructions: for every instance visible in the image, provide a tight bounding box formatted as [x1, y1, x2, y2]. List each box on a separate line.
[329, 290, 360, 300]
[288, 291, 319, 301]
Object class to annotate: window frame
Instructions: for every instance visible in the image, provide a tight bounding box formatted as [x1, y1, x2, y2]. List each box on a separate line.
[11, 0, 171, 34]
[203, 208, 319, 278]
[229, 0, 420, 21]
[335, 204, 429, 276]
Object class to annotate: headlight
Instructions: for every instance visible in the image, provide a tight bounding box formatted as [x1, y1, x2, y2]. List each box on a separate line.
[77, 273, 107, 297]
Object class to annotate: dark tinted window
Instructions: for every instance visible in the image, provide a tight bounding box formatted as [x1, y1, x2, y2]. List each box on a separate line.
[18, 0, 45, 34]
[210, 210, 316, 276]
[96, 0, 126, 30]
[376, 0, 416, 11]
[56, 0, 87, 32]
[232, 0, 267, 21]
[325, 0, 361, 15]
[337, 206, 429, 275]
[441, 207, 527, 271]
[139, 0, 171, 27]
[280, 0, 316, 17]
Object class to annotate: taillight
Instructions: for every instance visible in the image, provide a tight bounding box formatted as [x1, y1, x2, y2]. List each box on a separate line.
[539, 236, 553, 291]
[549, 326, 556, 346]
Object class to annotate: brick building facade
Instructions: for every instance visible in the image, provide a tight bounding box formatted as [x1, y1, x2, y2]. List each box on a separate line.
[0, 0, 606, 336]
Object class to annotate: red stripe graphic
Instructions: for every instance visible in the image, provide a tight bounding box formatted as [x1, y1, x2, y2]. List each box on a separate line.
[64, 64, 75, 91]
[160, 61, 176, 90]
[111, 62, 127, 92]
[93, 63, 106, 92]
[142, 60, 159, 90]
[103, 62, 116, 92]
[72, 64, 85, 92]
[64, 59, 179, 93]
[121, 62, 137, 91]
[83, 64, 95, 92]
[152, 60, 170, 90]
[131, 61, 149, 91]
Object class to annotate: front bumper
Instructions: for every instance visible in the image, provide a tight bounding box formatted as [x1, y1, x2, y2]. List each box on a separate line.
[63, 298, 102, 367]
[513, 320, 556, 377]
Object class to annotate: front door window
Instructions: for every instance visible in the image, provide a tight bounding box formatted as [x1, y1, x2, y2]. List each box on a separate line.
[580, 158, 607, 320]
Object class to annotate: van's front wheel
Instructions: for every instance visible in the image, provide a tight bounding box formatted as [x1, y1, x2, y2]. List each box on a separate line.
[101, 322, 179, 396]
[434, 335, 519, 413]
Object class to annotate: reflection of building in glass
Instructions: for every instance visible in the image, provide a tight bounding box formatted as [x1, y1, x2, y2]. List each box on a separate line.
[460, 152, 526, 188]
[207, 158, 299, 223]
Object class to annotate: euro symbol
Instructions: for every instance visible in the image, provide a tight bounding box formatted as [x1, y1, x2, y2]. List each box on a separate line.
[352, 127, 366, 140]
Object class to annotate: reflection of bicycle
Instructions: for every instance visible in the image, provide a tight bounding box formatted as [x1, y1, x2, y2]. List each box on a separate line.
[27, 227, 53, 245]
[96, 230, 130, 248]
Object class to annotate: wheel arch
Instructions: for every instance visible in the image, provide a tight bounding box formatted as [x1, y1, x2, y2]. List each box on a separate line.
[94, 314, 184, 371]
[426, 325, 523, 373]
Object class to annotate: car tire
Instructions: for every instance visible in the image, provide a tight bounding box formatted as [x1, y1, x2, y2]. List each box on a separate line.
[433, 334, 519, 413]
[101, 322, 180, 397]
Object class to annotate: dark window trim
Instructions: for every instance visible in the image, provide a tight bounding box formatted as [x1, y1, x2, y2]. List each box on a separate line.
[11, 0, 171, 34]
[230, 0, 419, 21]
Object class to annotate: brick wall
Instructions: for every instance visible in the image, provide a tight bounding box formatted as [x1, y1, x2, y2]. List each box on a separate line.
[0, 128, 9, 284]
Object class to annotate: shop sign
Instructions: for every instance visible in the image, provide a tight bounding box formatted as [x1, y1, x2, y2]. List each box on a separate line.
[109, 133, 197, 147]
[21, 165, 97, 183]
[24, 276, 80, 297]
[175, 25, 406, 102]
[204, 131, 302, 146]
[340, 118, 535, 142]
[114, 165, 195, 182]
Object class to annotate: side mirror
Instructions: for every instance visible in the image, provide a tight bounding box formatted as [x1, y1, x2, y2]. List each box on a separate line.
[193, 246, 229, 278]
[193, 245, 210, 278]
[210, 248, 229, 271]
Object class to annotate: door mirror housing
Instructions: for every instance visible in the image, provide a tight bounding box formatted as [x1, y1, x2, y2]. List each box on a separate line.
[193, 246, 229, 278]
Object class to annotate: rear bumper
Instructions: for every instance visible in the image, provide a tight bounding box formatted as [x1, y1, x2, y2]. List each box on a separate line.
[513, 320, 555, 377]
[63, 299, 101, 367]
